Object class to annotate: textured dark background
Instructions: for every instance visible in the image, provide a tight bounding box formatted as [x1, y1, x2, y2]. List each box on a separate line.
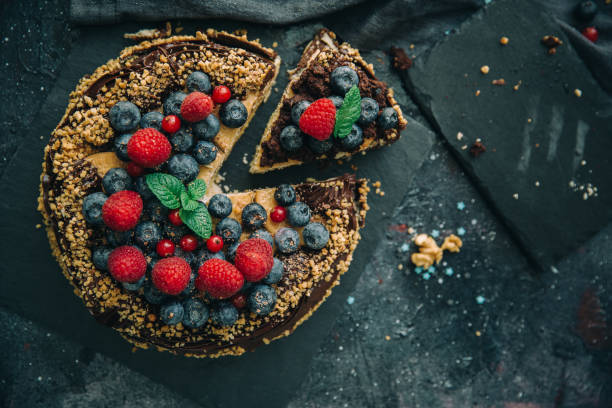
[1, 0, 612, 407]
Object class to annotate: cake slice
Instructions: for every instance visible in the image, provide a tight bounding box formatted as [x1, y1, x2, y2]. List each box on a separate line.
[250, 28, 407, 173]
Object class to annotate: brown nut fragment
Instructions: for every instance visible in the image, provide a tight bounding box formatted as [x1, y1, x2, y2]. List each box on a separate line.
[541, 35, 563, 48]
[469, 141, 486, 157]
[492, 78, 505, 86]
[411, 252, 436, 269]
[411, 233, 464, 269]
[441, 234, 463, 253]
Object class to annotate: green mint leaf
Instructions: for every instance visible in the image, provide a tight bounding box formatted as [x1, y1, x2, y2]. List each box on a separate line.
[182, 199, 199, 211]
[145, 173, 184, 209]
[179, 205, 212, 239]
[180, 191, 191, 209]
[333, 85, 362, 139]
[187, 179, 206, 201]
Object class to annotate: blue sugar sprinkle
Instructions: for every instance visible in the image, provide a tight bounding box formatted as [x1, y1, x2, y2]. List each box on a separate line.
[400, 243, 410, 252]
[457, 202, 466, 211]
[484, 0, 493, 4]
[427, 266, 436, 274]
[414, 267, 423, 274]
[457, 227, 466, 236]
[444, 29, 451, 36]
[347, 296, 355, 305]
[422, 273, 431, 280]
[431, 229, 440, 238]
[476, 295, 486, 305]
[445, 267, 454, 276]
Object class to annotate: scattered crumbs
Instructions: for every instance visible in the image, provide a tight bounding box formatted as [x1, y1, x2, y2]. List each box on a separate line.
[40, 135, 44, 140]
[569, 180, 598, 200]
[347, 296, 355, 305]
[512, 193, 519, 200]
[457, 201, 466, 211]
[431, 229, 440, 238]
[409, 43, 415, 50]
[541, 35, 562, 55]
[527, 117, 533, 123]
[574, 89, 583, 98]
[35, 224, 42, 229]
[500, 36, 509, 45]
[569, 180, 576, 188]
[476, 295, 486, 305]
[475, 89, 481, 96]
[469, 141, 486, 157]
[414, 266, 423, 274]
[350, 164, 358, 171]
[456, 131, 464, 141]
[444, 267, 454, 277]
[492, 78, 505, 86]
[480, 65, 490, 75]
[372, 181, 381, 188]
[475, 330, 482, 337]
[242, 153, 249, 165]
[398, 264, 404, 270]
[535, 181, 540, 187]
[407, 227, 415, 234]
[461, 144, 468, 150]
[513, 80, 522, 91]
[272, 41, 278, 47]
[385, 335, 391, 341]
[422, 272, 431, 280]
[457, 227, 466, 236]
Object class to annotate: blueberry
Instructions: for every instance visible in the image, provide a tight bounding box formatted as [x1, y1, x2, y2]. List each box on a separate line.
[114, 133, 132, 161]
[291, 100, 311, 125]
[575, 1, 597, 22]
[193, 141, 218, 165]
[358, 97, 379, 126]
[338, 124, 363, 151]
[163, 92, 187, 116]
[143, 280, 168, 304]
[92, 246, 112, 271]
[134, 221, 161, 252]
[247, 284, 277, 316]
[215, 218, 242, 244]
[182, 298, 210, 328]
[175, 247, 197, 268]
[186, 71, 212, 94]
[241, 203, 267, 230]
[330, 66, 359, 95]
[135, 176, 154, 201]
[122, 275, 145, 291]
[274, 184, 296, 206]
[106, 229, 134, 246]
[262, 258, 284, 284]
[194, 248, 226, 268]
[144, 200, 167, 223]
[328, 95, 344, 109]
[168, 154, 199, 182]
[192, 114, 220, 141]
[82, 192, 107, 225]
[279, 125, 304, 152]
[109, 101, 141, 132]
[307, 136, 333, 155]
[163, 223, 190, 243]
[211, 301, 238, 327]
[226, 242, 240, 262]
[250, 229, 274, 247]
[220, 99, 248, 128]
[102, 168, 133, 195]
[287, 201, 311, 227]
[275, 227, 300, 254]
[378, 107, 398, 130]
[140, 111, 164, 130]
[208, 194, 232, 218]
[302, 222, 330, 250]
[160, 300, 185, 325]
[170, 128, 195, 152]
[180, 272, 196, 297]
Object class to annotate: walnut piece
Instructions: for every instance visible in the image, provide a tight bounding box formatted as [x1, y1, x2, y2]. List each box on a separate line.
[410, 233, 463, 269]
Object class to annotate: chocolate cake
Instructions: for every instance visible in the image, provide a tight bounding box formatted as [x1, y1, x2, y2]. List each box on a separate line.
[250, 28, 408, 174]
[37, 30, 370, 357]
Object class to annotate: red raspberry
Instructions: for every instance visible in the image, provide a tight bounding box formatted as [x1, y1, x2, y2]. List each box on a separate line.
[180, 92, 213, 122]
[180, 234, 198, 252]
[299, 98, 336, 141]
[126, 162, 144, 177]
[107, 245, 146, 283]
[161, 115, 181, 133]
[212, 85, 231, 104]
[127, 128, 171, 167]
[196, 258, 244, 299]
[156, 239, 175, 257]
[151, 257, 192, 295]
[231, 293, 247, 309]
[168, 209, 183, 226]
[206, 235, 224, 253]
[582, 26, 598, 43]
[234, 238, 274, 282]
[102, 190, 143, 231]
[270, 206, 286, 223]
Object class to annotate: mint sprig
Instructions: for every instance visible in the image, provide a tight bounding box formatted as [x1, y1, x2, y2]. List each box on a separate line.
[333, 85, 362, 139]
[145, 173, 212, 239]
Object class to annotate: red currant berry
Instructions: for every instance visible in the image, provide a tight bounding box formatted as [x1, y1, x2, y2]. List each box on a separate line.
[126, 162, 144, 177]
[231, 293, 247, 309]
[582, 26, 598, 43]
[161, 115, 181, 133]
[156, 239, 175, 257]
[206, 235, 224, 253]
[270, 206, 287, 223]
[168, 209, 183, 226]
[212, 85, 231, 104]
[180, 234, 198, 252]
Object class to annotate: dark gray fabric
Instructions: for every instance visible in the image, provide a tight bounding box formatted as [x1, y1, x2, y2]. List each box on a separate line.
[69, 0, 611, 92]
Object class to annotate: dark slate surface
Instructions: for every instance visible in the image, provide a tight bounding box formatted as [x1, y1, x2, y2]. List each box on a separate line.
[408, 0, 612, 269]
[0, 20, 435, 408]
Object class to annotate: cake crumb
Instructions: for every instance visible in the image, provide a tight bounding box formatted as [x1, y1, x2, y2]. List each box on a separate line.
[456, 131, 464, 141]
[272, 41, 278, 47]
[385, 335, 391, 341]
[513, 193, 519, 200]
[492, 78, 505, 86]
[398, 264, 403, 270]
[469, 141, 486, 157]
[350, 164, 358, 171]
[574, 88, 583, 98]
[35, 224, 42, 229]
[480, 65, 490, 75]
[475, 89, 481, 96]
[513, 80, 522, 91]
[499, 36, 509, 45]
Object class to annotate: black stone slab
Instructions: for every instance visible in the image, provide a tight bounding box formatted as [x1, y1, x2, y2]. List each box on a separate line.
[407, 0, 612, 270]
[0, 21, 435, 407]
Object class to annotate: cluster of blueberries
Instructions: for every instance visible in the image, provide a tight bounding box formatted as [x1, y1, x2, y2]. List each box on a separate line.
[110, 70, 248, 183]
[279, 65, 400, 154]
